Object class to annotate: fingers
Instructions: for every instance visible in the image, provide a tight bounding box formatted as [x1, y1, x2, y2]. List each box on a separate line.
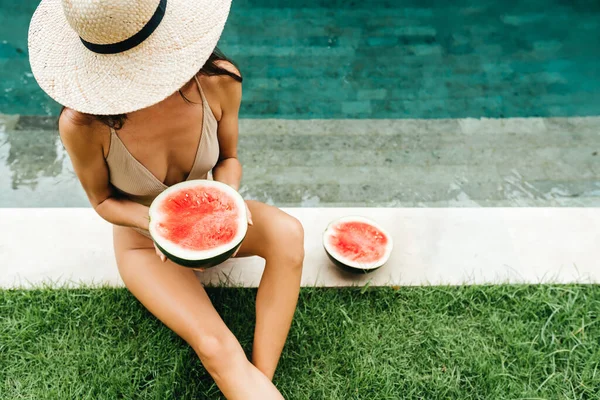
[154, 243, 167, 263]
[245, 202, 254, 226]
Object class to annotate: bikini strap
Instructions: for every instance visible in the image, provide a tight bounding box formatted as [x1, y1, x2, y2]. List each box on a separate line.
[193, 74, 217, 122]
[193, 75, 207, 103]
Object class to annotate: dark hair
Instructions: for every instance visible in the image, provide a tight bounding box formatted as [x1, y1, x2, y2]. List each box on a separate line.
[60, 47, 241, 130]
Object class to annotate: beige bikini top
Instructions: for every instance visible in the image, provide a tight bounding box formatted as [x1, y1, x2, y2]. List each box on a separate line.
[105, 76, 220, 209]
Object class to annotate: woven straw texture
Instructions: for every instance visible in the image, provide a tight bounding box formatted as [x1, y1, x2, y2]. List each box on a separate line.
[28, 0, 231, 115]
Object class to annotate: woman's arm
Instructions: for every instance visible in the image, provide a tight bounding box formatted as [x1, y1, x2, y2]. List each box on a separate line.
[211, 72, 243, 191]
[59, 111, 150, 231]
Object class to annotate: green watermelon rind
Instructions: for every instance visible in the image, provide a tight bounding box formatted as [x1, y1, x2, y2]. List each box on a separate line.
[154, 234, 246, 268]
[149, 180, 248, 269]
[324, 251, 383, 274]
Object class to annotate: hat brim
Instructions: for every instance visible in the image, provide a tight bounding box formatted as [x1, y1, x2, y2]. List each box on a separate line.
[28, 0, 231, 115]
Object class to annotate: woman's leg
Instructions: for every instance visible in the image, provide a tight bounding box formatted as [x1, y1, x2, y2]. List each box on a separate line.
[113, 226, 283, 400]
[235, 201, 305, 379]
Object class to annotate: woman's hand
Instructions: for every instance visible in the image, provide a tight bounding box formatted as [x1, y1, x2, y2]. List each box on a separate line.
[244, 201, 254, 226]
[154, 242, 167, 263]
[155, 243, 206, 273]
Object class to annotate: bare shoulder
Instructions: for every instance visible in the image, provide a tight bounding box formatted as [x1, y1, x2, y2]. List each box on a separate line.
[58, 108, 108, 156]
[199, 60, 242, 113]
[214, 59, 241, 78]
[59, 108, 97, 137]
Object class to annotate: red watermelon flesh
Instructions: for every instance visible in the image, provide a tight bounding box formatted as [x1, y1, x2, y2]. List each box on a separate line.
[327, 221, 389, 264]
[155, 186, 240, 251]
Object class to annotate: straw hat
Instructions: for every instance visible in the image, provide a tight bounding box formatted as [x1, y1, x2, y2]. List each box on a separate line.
[28, 0, 232, 115]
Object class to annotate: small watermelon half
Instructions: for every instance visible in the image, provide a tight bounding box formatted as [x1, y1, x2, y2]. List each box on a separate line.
[323, 216, 393, 273]
[149, 180, 248, 268]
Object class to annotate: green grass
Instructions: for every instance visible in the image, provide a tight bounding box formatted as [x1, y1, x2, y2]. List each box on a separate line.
[1, 285, 599, 399]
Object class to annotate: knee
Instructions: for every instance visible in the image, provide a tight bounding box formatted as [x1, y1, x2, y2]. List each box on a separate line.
[274, 215, 305, 269]
[192, 333, 245, 376]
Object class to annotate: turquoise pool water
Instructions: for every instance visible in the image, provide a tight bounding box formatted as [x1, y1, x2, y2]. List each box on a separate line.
[1, 0, 599, 118]
[0, 1, 598, 208]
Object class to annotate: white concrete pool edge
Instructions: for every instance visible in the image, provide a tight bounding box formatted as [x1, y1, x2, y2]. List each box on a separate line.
[1, 207, 598, 288]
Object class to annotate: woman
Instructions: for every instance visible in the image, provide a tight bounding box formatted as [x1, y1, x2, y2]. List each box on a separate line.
[28, 0, 303, 398]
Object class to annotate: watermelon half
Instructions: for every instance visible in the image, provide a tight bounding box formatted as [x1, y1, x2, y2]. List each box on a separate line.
[323, 216, 393, 273]
[149, 180, 248, 268]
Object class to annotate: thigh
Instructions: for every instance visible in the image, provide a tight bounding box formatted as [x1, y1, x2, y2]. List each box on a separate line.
[235, 200, 304, 260]
[113, 226, 232, 346]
